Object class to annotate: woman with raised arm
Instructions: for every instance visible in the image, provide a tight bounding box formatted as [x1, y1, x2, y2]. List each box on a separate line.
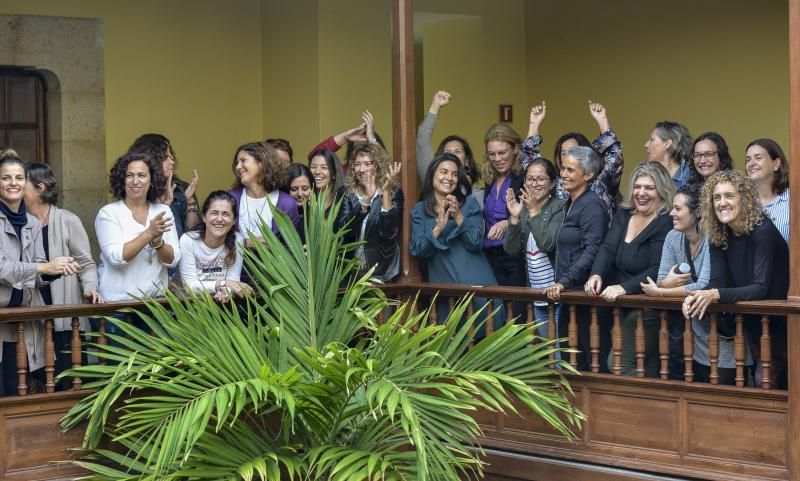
[179, 191, 252, 302]
[644, 121, 694, 188]
[523, 101, 624, 219]
[689, 132, 734, 185]
[0, 152, 81, 396]
[585, 162, 674, 377]
[96, 152, 180, 304]
[307, 111, 385, 172]
[504, 158, 565, 330]
[684, 170, 789, 388]
[128, 134, 200, 238]
[416, 90, 484, 204]
[543, 146, 608, 369]
[411, 153, 498, 321]
[229, 142, 299, 246]
[338, 143, 403, 283]
[24, 162, 103, 389]
[308, 149, 345, 215]
[745, 138, 789, 242]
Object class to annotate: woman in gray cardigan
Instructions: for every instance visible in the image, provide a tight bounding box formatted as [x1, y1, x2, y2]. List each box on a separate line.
[24, 163, 103, 389]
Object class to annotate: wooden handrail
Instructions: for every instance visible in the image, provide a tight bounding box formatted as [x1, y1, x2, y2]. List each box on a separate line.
[383, 281, 800, 317]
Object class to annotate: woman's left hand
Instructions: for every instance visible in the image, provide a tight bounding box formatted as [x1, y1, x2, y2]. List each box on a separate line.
[544, 283, 564, 301]
[600, 284, 626, 302]
[382, 162, 402, 191]
[640, 276, 661, 297]
[185, 169, 200, 201]
[362, 110, 376, 142]
[84, 291, 105, 304]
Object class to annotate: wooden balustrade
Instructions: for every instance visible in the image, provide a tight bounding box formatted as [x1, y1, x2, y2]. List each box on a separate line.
[379, 282, 799, 392]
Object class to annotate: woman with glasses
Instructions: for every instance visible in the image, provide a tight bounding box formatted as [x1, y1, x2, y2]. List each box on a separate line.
[689, 132, 733, 185]
[504, 158, 565, 334]
[338, 143, 403, 282]
[523, 101, 624, 219]
[745, 138, 789, 242]
[644, 121, 694, 188]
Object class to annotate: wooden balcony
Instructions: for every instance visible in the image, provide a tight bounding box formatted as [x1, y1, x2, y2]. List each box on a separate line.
[0, 286, 793, 480]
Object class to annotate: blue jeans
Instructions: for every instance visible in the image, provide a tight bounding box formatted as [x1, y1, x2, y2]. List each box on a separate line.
[534, 303, 561, 360]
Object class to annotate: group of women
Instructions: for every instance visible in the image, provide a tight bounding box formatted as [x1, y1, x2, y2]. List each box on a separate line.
[0, 94, 791, 394]
[408, 90, 789, 387]
[0, 120, 405, 395]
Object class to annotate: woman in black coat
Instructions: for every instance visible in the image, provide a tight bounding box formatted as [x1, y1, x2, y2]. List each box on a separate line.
[585, 162, 675, 377]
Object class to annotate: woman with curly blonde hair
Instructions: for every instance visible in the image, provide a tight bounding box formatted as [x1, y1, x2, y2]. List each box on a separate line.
[684, 170, 788, 387]
[338, 143, 403, 282]
[229, 141, 299, 246]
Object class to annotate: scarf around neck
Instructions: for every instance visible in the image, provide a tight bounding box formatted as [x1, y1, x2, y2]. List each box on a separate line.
[0, 199, 28, 240]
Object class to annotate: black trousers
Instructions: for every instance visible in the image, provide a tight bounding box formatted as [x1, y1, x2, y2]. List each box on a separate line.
[484, 247, 527, 322]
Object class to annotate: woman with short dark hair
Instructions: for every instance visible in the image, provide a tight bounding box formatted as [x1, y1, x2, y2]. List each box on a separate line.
[745, 138, 789, 241]
[24, 162, 103, 389]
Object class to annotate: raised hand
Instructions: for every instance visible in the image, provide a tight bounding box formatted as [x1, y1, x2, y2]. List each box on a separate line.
[429, 90, 451, 114]
[362, 111, 376, 143]
[343, 123, 367, 142]
[184, 169, 200, 201]
[162, 173, 176, 206]
[506, 187, 523, 221]
[445, 194, 463, 224]
[588, 100, 610, 133]
[520, 184, 546, 215]
[528, 101, 546, 137]
[382, 162, 402, 191]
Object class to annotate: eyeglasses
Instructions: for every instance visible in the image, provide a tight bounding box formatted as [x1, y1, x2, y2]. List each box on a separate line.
[525, 176, 551, 185]
[692, 151, 718, 161]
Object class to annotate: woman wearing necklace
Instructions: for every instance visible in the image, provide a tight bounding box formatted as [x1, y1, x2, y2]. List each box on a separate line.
[229, 142, 299, 246]
[0, 151, 81, 396]
[24, 163, 103, 390]
[179, 191, 252, 301]
[585, 162, 675, 377]
[95, 152, 180, 305]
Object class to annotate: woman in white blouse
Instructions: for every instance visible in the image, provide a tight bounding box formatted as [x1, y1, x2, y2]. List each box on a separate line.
[179, 191, 252, 301]
[95, 152, 180, 303]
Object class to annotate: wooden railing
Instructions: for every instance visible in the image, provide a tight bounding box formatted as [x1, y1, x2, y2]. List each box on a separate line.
[0, 288, 796, 480]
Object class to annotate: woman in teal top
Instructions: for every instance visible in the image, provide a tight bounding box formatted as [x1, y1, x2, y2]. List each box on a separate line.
[410, 154, 499, 327]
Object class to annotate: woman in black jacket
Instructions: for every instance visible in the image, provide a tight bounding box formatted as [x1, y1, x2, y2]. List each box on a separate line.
[544, 146, 608, 369]
[585, 162, 675, 377]
[338, 143, 403, 283]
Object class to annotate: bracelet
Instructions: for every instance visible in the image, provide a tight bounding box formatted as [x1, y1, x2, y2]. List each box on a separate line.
[150, 238, 165, 250]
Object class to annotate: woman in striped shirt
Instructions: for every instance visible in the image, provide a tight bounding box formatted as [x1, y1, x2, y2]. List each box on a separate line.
[745, 139, 789, 242]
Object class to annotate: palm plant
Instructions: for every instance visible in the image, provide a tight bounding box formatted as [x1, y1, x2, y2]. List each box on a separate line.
[61, 194, 584, 481]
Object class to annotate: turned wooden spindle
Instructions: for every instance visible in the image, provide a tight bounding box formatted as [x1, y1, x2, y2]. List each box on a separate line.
[683, 312, 694, 383]
[735, 314, 745, 387]
[467, 302, 475, 349]
[548, 303, 557, 362]
[760, 315, 771, 390]
[429, 302, 438, 325]
[709, 314, 719, 385]
[44, 319, 55, 393]
[590, 307, 600, 373]
[568, 305, 578, 368]
[16, 322, 27, 396]
[98, 318, 108, 366]
[635, 309, 645, 378]
[505, 300, 513, 324]
[71, 317, 82, 390]
[612, 307, 622, 375]
[447, 297, 456, 316]
[658, 310, 668, 380]
[486, 299, 495, 336]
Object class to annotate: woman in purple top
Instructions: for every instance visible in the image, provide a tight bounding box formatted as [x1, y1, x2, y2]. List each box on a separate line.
[228, 142, 299, 246]
[481, 123, 526, 314]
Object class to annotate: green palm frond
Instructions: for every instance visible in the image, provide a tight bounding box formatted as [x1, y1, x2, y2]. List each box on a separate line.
[61, 192, 583, 481]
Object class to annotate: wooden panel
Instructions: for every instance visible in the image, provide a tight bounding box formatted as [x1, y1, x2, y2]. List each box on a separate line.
[688, 402, 786, 466]
[0, 392, 88, 480]
[589, 392, 678, 452]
